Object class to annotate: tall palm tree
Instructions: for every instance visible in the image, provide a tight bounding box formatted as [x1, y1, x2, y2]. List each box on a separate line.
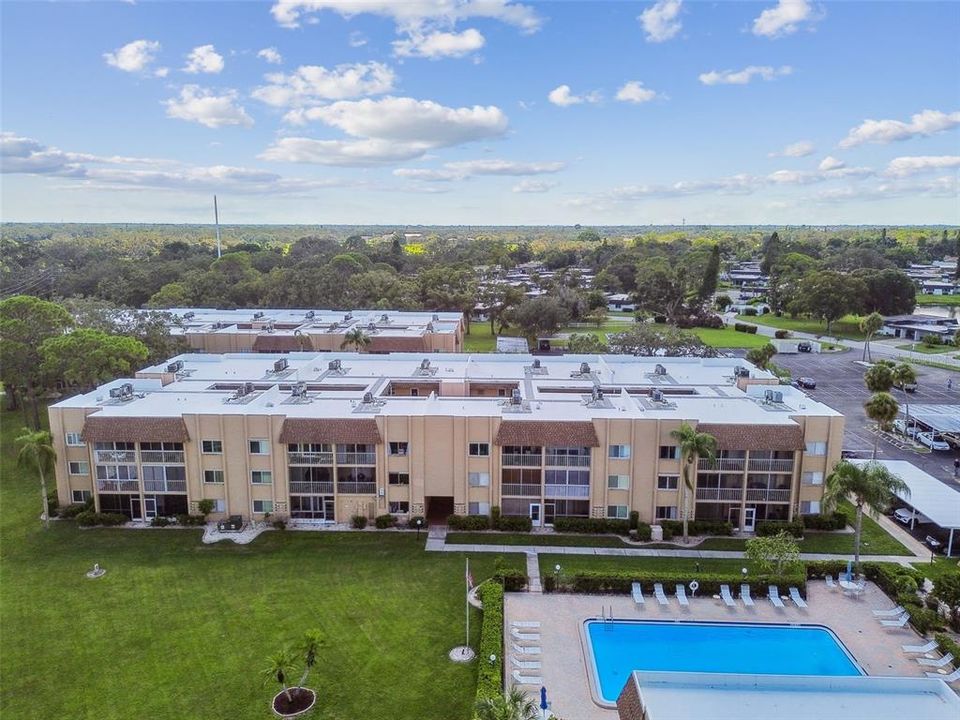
[891, 362, 918, 434]
[262, 648, 297, 703]
[670, 422, 717, 542]
[864, 392, 899, 459]
[340, 328, 371, 353]
[859, 312, 884, 362]
[297, 629, 324, 688]
[475, 685, 539, 720]
[15, 428, 56, 530]
[823, 461, 909, 572]
[863, 363, 894, 393]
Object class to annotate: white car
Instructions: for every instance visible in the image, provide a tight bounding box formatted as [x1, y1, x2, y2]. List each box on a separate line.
[916, 432, 950, 451]
[893, 419, 918, 438]
[893, 508, 916, 525]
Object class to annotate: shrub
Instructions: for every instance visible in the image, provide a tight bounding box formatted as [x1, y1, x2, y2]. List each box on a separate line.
[150, 517, 172, 527]
[634, 523, 652, 541]
[273, 519, 287, 531]
[757, 520, 804, 538]
[660, 519, 733, 537]
[545, 569, 804, 596]
[746, 325, 758, 334]
[176, 513, 206, 526]
[801, 511, 848, 531]
[351, 515, 368, 529]
[406, 515, 427, 530]
[496, 515, 532, 532]
[495, 569, 528, 592]
[59, 503, 89, 519]
[491, 505, 502, 529]
[374, 514, 396, 530]
[77, 511, 129, 527]
[197, 498, 215, 517]
[552, 517, 630, 535]
[629, 510, 639, 531]
[46, 490, 60, 518]
[75, 510, 98, 527]
[922, 334, 943, 347]
[475, 583, 504, 704]
[653, 315, 667, 324]
[935, 633, 960, 663]
[908, 607, 946, 635]
[742, 307, 758, 316]
[447, 514, 490, 531]
[774, 330, 790, 339]
[734, 323, 749, 333]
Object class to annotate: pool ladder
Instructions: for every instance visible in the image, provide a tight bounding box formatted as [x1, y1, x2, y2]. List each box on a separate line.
[601, 605, 614, 624]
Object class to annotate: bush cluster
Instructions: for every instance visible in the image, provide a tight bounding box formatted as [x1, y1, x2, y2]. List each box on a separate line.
[475, 583, 504, 705]
[374, 514, 396, 529]
[801, 511, 848, 531]
[659, 519, 733, 537]
[76, 511, 128, 527]
[272, 518, 287, 531]
[406, 515, 427, 529]
[757, 520, 804, 538]
[58, 503, 90, 519]
[447, 514, 490, 531]
[496, 515, 533, 532]
[742, 307, 758, 316]
[552, 517, 630, 535]
[351, 515, 368, 529]
[544, 569, 804, 596]
[150, 517, 173, 527]
[935, 632, 960, 664]
[176, 514, 207, 526]
[733, 323, 758, 334]
[774, 330, 790, 339]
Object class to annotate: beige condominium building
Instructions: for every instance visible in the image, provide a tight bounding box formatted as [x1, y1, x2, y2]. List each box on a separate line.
[48, 353, 843, 530]
[164, 308, 465, 354]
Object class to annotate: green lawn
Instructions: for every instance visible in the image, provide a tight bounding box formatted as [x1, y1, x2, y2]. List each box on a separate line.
[540, 554, 748, 577]
[0, 408, 524, 720]
[447, 532, 628, 548]
[896, 343, 956, 355]
[916, 294, 960, 306]
[737, 313, 868, 341]
[690, 327, 772, 349]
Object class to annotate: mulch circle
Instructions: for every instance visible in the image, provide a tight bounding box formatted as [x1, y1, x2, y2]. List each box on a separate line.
[272, 687, 316, 717]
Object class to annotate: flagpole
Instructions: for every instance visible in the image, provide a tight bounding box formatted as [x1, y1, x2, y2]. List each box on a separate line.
[465, 557, 470, 648]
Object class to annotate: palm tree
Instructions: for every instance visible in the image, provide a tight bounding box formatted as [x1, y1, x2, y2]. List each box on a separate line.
[891, 362, 918, 434]
[340, 328, 371, 352]
[864, 392, 899, 459]
[262, 648, 297, 704]
[863, 363, 894, 393]
[670, 422, 717, 542]
[16, 428, 56, 530]
[823, 461, 909, 572]
[297, 629, 324, 688]
[859, 312, 884, 362]
[475, 685, 539, 720]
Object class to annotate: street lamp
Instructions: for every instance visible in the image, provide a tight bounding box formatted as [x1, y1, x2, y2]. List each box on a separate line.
[489, 654, 497, 665]
[416, 517, 423, 541]
[742, 567, 748, 578]
[554, 564, 561, 591]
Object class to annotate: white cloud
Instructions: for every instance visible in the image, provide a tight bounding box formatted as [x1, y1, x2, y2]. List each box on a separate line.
[393, 158, 565, 181]
[257, 47, 283, 64]
[548, 85, 601, 107]
[261, 137, 431, 166]
[839, 109, 960, 149]
[885, 155, 960, 177]
[252, 62, 395, 107]
[769, 140, 815, 157]
[752, 0, 819, 38]
[154, 67, 170, 78]
[183, 45, 225, 74]
[639, 0, 682, 43]
[815, 176, 958, 203]
[512, 179, 556, 193]
[349, 31, 368, 47]
[393, 28, 485, 58]
[818, 155, 845, 171]
[699, 65, 792, 85]
[103, 39, 162, 74]
[163, 86, 253, 128]
[615, 81, 658, 104]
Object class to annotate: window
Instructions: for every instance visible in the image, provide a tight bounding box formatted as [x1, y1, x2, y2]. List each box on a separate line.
[468, 501, 491, 515]
[805, 442, 826, 456]
[800, 500, 821, 514]
[71, 490, 92, 503]
[659, 445, 679, 460]
[252, 499, 273, 514]
[469, 472, 490, 487]
[468, 442, 490, 457]
[202, 440, 222, 454]
[607, 505, 629, 519]
[212, 499, 226, 513]
[497, 388, 507, 397]
[657, 475, 679, 491]
[607, 474, 629, 490]
[389, 501, 410, 514]
[608, 444, 631, 459]
[388, 441, 409, 456]
[410, 388, 419, 397]
[249, 440, 270, 455]
[655, 505, 678, 520]
[204, 470, 224, 484]
[802, 471, 823, 486]
[251, 470, 272, 485]
[388, 472, 410, 486]
[68, 461, 90, 475]
[95, 464, 137, 480]
[65, 432, 84, 447]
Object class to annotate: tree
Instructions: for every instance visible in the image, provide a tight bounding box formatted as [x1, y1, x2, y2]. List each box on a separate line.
[40, 329, 150, 392]
[608, 324, 718, 357]
[584, 308, 607, 328]
[859, 312, 884, 362]
[16, 428, 56, 530]
[566, 333, 608, 353]
[697, 244, 720, 302]
[746, 342, 777, 370]
[632, 257, 699, 324]
[262, 648, 297, 705]
[714, 294, 733, 311]
[823, 461, 909, 571]
[340, 328, 371, 352]
[506, 297, 570, 343]
[669, 423, 717, 542]
[794, 271, 866, 334]
[479, 283, 526, 335]
[854, 269, 916, 316]
[864, 392, 899, 458]
[863, 363, 894, 393]
[297, 629, 325, 688]
[760, 231, 782, 275]
[745, 532, 801, 577]
[576, 229, 601, 243]
[475, 685, 539, 720]
[891, 362, 918, 432]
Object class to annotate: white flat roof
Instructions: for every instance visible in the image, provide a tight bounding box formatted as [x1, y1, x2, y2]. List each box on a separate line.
[849, 459, 960, 529]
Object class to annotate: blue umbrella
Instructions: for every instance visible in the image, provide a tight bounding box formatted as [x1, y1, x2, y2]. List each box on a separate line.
[845, 560, 852, 582]
[540, 686, 548, 718]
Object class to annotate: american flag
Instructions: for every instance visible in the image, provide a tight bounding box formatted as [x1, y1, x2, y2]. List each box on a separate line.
[466, 567, 474, 589]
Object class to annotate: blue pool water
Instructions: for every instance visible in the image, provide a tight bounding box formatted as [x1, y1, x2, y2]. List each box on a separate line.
[586, 620, 862, 704]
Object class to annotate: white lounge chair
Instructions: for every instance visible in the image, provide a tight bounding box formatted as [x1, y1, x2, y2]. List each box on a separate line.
[676, 584, 689, 607]
[512, 670, 542, 685]
[903, 640, 939, 654]
[632, 582, 645, 607]
[720, 585, 736, 607]
[512, 643, 541, 655]
[653, 583, 669, 606]
[511, 628, 540, 641]
[789, 587, 807, 608]
[511, 621, 541, 628]
[873, 605, 906, 617]
[740, 584, 754, 607]
[511, 657, 542, 670]
[926, 667, 960, 682]
[825, 575, 837, 589]
[881, 613, 911, 628]
[918, 652, 955, 668]
[768, 586, 785, 608]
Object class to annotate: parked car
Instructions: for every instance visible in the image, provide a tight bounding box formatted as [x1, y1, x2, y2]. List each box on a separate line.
[795, 377, 816, 389]
[902, 382, 918, 393]
[840, 449, 862, 459]
[925, 535, 942, 551]
[797, 342, 812, 353]
[917, 431, 950, 451]
[893, 508, 916, 525]
[893, 419, 919, 438]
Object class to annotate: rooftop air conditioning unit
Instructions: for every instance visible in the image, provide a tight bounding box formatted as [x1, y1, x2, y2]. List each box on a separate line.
[532, 359, 542, 369]
[166, 360, 184, 373]
[274, 358, 289, 373]
[328, 359, 342, 371]
[654, 364, 667, 376]
[305, 310, 315, 319]
[651, 389, 664, 403]
[591, 387, 604, 402]
[183, 312, 194, 320]
[121, 383, 134, 396]
[292, 381, 307, 397]
[363, 391, 374, 404]
[734, 366, 750, 378]
[420, 359, 431, 370]
[579, 362, 591, 375]
[432, 314, 439, 321]
[254, 311, 264, 319]
[510, 388, 523, 405]
[367, 321, 377, 330]
[380, 313, 389, 323]
[343, 312, 352, 321]
[771, 391, 783, 403]
[425, 322, 434, 332]
[241, 382, 255, 396]
[109, 387, 123, 399]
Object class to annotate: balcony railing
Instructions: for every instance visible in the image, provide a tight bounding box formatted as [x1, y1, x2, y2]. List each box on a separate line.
[337, 482, 376, 494]
[96, 479, 139, 492]
[140, 450, 185, 464]
[288, 452, 334, 465]
[544, 454, 591, 467]
[501, 483, 541, 497]
[746, 488, 792, 502]
[289, 481, 335, 494]
[143, 479, 187, 493]
[698, 458, 745, 472]
[502, 454, 542, 467]
[95, 450, 137, 463]
[544, 484, 590, 498]
[336, 452, 376, 465]
[695, 487, 743, 501]
[748, 459, 794, 473]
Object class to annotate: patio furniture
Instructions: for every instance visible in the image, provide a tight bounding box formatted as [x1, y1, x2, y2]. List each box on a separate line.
[511, 621, 541, 628]
[903, 640, 939, 654]
[511, 643, 541, 655]
[768, 586, 785, 608]
[873, 605, 907, 617]
[653, 583, 669, 606]
[926, 668, 960, 682]
[217, 515, 243, 532]
[918, 652, 955, 668]
[676, 584, 689, 607]
[839, 578, 865, 596]
[825, 575, 837, 589]
[632, 582, 645, 607]
[511, 628, 539, 641]
[881, 613, 911, 628]
[512, 670, 543, 685]
[511, 657, 542, 670]
[740, 584, 755, 607]
[720, 585, 736, 607]
[788, 587, 807, 608]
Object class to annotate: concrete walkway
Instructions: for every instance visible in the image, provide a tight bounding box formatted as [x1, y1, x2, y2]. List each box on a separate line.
[526, 552, 542, 593]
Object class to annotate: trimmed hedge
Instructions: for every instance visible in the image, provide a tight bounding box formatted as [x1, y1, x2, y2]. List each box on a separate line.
[552, 517, 630, 535]
[496, 515, 532, 532]
[76, 511, 128, 527]
[935, 633, 960, 668]
[447, 514, 490, 531]
[176, 513, 206, 526]
[494, 569, 528, 592]
[475, 583, 504, 704]
[774, 330, 790, 339]
[544, 569, 804, 596]
[351, 515, 367, 529]
[660, 519, 733, 537]
[150, 517, 173, 527]
[757, 520, 804, 538]
[374, 514, 396, 529]
[742, 307, 758, 316]
[801, 511, 849, 531]
[406, 516, 427, 529]
[58, 503, 89, 519]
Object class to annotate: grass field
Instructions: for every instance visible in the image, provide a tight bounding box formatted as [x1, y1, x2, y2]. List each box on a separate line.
[916, 294, 960, 306]
[446, 532, 629, 548]
[896, 343, 957, 355]
[0, 408, 524, 720]
[690, 327, 771, 349]
[737, 313, 868, 341]
[540, 554, 748, 577]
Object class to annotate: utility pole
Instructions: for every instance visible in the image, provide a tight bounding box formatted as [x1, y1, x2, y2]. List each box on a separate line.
[214, 195, 222, 258]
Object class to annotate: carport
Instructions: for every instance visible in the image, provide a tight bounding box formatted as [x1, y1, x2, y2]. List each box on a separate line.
[900, 404, 960, 436]
[850, 459, 960, 557]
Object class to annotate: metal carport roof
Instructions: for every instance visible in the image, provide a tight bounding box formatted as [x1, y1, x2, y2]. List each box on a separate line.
[901, 404, 960, 434]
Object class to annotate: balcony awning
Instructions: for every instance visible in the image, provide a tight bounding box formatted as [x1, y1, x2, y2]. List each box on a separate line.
[279, 418, 381, 445]
[696, 423, 804, 451]
[81, 415, 189, 443]
[495, 420, 599, 447]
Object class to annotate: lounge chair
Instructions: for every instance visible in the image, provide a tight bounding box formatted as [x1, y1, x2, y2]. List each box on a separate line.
[873, 605, 906, 617]
[676, 584, 689, 607]
[926, 667, 960, 682]
[632, 582, 645, 607]
[768, 586, 785, 608]
[511, 621, 541, 628]
[511, 628, 540, 641]
[512, 670, 542, 685]
[653, 583, 669, 606]
[880, 613, 911, 628]
[510, 657, 542, 670]
[903, 640, 939, 654]
[825, 575, 837, 589]
[918, 652, 955, 668]
[511, 643, 541, 655]
[788, 587, 807, 608]
[720, 585, 736, 607]
[740, 584, 755, 607]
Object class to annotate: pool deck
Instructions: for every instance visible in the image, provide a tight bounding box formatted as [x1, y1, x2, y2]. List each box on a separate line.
[504, 581, 934, 720]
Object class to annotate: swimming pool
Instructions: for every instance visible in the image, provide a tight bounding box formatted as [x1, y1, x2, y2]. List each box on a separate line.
[585, 620, 863, 705]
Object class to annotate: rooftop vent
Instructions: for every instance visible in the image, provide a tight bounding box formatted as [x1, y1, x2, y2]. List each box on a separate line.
[291, 381, 307, 397]
[764, 389, 784, 404]
[532, 359, 542, 369]
[328, 359, 342, 372]
[253, 311, 265, 319]
[305, 310, 315, 319]
[273, 358, 289, 373]
[362, 391, 375, 404]
[183, 312, 194, 320]
[654, 364, 667, 376]
[510, 388, 523, 405]
[380, 313, 389, 323]
[651, 388, 665, 403]
[166, 360, 184, 374]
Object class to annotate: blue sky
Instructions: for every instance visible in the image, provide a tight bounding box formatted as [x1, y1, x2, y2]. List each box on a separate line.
[1, 0, 958, 225]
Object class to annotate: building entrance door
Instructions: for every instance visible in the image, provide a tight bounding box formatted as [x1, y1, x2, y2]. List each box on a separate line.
[743, 507, 756, 532]
[130, 497, 143, 521]
[144, 497, 157, 520]
[529, 503, 542, 527]
[544, 502, 556, 525]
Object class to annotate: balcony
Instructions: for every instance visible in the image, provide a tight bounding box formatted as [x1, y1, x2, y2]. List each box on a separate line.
[544, 454, 590, 467]
[501, 484, 541, 497]
[140, 450, 185, 464]
[336, 452, 376, 465]
[95, 450, 137, 463]
[143, 479, 187, 493]
[698, 458, 745, 472]
[746, 488, 792, 502]
[748, 458, 794, 473]
[337, 482, 376, 494]
[695, 487, 743, 501]
[544, 484, 590, 498]
[96, 479, 139, 493]
[502, 454, 542, 467]
[288, 452, 334, 465]
[290, 481, 335, 494]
